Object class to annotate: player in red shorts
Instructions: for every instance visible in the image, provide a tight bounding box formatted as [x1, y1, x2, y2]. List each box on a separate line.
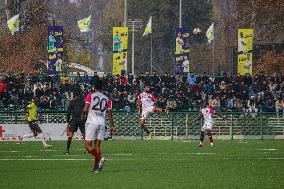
[82, 79, 115, 173]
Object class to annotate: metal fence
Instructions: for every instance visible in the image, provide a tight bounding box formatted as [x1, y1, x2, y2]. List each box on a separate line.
[0, 111, 284, 140]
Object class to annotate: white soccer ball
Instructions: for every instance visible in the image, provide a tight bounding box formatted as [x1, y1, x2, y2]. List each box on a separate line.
[193, 28, 201, 35]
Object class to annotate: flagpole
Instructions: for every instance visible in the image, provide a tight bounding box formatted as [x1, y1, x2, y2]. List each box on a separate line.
[213, 33, 215, 76]
[150, 17, 153, 74]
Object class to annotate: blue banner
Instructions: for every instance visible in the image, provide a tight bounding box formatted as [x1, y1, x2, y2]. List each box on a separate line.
[48, 26, 64, 74]
[175, 28, 190, 75]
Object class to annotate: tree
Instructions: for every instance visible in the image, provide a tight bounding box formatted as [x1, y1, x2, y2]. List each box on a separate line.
[0, 0, 49, 73]
[254, 50, 284, 74]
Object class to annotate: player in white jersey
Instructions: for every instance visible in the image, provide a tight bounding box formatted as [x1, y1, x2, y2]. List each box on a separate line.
[192, 101, 227, 148]
[81, 79, 115, 173]
[137, 85, 168, 140]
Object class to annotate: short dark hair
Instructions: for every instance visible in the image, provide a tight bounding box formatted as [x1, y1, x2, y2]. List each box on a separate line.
[94, 79, 103, 90]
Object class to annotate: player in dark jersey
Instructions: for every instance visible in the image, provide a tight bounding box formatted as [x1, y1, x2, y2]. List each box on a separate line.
[64, 91, 85, 154]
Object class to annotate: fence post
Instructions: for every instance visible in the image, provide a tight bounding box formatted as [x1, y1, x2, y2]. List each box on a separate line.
[15, 112, 18, 124]
[139, 113, 143, 140]
[171, 113, 174, 140]
[185, 113, 189, 140]
[230, 113, 233, 140]
[261, 112, 263, 140]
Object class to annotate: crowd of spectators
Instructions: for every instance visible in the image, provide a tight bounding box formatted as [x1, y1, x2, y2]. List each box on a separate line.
[0, 71, 284, 116]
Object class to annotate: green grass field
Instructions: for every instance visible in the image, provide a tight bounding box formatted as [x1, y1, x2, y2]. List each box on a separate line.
[0, 140, 284, 189]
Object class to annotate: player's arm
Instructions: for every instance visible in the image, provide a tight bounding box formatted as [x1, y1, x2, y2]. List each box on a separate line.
[107, 110, 115, 135]
[137, 94, 141, 114]
[81, 103, 89, 121]
[214, 112, 227, 120]
[81, 93, 91, 121]
[106, 99, 115, 135]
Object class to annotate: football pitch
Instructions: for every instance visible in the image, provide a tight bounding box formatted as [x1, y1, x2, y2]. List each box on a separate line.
[0, 140, 284, 189]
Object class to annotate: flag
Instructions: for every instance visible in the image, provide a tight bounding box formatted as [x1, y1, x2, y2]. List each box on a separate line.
[77, 15, 91, 32]
[143, 16, 152, 36]
[7, 14, 20, 35]
[206, 22, 214, 43]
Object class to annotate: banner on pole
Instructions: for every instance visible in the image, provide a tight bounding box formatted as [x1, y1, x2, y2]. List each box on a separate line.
[112, 27, 128, 75]
[77, 15, 91, 32]
[237, 29, 253, 75]
[48, 26, 64, 74]
[7, 14, 20, 35]
[175, 28, 190, 75]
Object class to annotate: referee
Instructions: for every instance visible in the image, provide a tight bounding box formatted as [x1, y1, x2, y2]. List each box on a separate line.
[64, 91, 85, 154]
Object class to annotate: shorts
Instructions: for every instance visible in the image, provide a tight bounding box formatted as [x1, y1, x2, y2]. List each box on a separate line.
[28, 121, 42, 134]
[85, 123, 105, 141]
[69, 119, 85, 133]
[141, 106, 154, 120]
[201, 122, 213, 132]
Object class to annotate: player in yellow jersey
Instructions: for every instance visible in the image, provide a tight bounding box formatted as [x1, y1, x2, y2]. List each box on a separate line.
[18, 97, 52, 148]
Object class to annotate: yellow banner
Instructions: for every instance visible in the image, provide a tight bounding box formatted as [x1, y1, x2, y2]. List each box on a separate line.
[113, 27, 128, 52]
[112, 52, 127, 76]
[238, 29, 253, 75]
[113, 27, 128, 75]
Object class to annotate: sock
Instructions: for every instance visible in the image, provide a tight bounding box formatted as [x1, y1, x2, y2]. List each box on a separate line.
[207, 131, 213, 144]
[90, 149, 101, 169]
[200, 131, 205, 143]
[22, 133, 34, 138]
[66, 137, 72, 152]
[38, 133, 47, 146]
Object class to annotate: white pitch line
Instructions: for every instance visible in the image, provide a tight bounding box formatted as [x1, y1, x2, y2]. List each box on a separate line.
[223, 157, 284, 160]
[0, 151, 20, 153]
[111, 154, 133, 156]
[258, 149, 277, 151]
[0, 158, 92, 161]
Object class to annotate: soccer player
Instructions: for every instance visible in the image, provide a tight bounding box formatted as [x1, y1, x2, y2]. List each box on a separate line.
[18, 97, 52, 149]
[82, 79, 115, 173]
[64, 91, 85, 155]
[137, 85, 168, 140]
[192, 101, 227, 148]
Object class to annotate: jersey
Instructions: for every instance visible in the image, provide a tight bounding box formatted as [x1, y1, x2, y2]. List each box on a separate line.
[137, 92, 156, 111]
[85, 92, 112, 125]
[27, 101, 37, 122]
[201, 107, 215, 124]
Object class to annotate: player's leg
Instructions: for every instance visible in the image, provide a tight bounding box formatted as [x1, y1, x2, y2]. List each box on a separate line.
[36, 126, 51, 148]
[65, 123, 75, 154]
[207, 129, 214, 147]
[141, 108, 155, 140]
[18, 121, 39, 143]
[198, 125, 206, 148]
[140, 118, 150, 135]
[94, 125, 107, 171]
[85, 123, 101, 172]
[79, 121, 86, 140]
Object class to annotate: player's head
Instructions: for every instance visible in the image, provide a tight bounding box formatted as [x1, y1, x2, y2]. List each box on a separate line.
[94, 79, 103, 91]
[144, 85, 150, 92]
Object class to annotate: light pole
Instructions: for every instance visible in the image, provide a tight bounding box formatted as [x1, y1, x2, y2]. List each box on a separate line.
[124, 0, 127, 26]
[128, 19, 143, 75]
[179, 0, 182, 28]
